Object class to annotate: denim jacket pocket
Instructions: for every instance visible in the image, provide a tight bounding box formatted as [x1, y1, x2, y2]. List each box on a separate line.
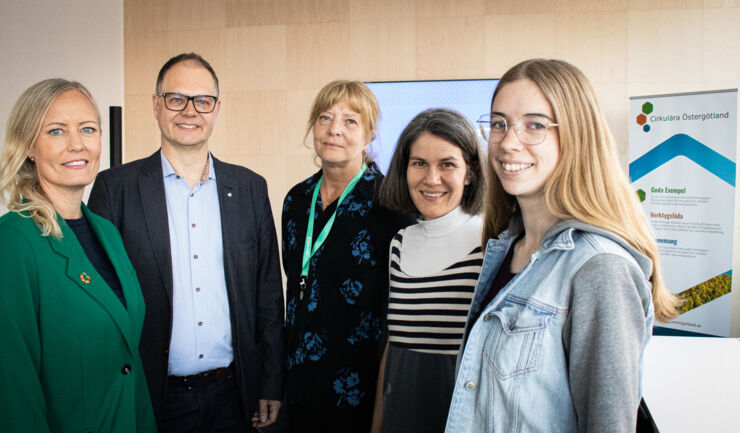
[483, 296, 553, 380]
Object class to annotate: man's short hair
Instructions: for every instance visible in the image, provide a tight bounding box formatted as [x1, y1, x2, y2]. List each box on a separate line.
[155, 53, 219, 95]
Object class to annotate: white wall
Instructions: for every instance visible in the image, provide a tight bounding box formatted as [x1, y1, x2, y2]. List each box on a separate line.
[0, 0, 124, 212]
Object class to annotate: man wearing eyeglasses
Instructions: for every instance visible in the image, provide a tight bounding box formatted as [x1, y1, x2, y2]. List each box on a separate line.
[88, 53, 284, 433]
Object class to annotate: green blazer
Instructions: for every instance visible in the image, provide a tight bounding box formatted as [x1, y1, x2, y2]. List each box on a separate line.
[0, 205, 156, 433]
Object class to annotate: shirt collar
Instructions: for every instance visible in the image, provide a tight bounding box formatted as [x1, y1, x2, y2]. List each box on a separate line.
[160, 150, 216, 182]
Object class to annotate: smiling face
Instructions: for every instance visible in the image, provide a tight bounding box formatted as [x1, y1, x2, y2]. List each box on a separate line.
[313, 100, 370, 169]
[407, 133, 469, 220]
[153, 61, 220, 151]
[29, 90, 101, 201]
[489, 79, 560, 205]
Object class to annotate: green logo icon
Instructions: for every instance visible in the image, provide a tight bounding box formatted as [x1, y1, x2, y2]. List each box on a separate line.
[636, 189, 646, 202]
[637, 102, 653, 133]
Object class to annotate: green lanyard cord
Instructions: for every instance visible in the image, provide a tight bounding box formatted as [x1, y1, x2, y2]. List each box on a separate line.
[301, 162, 368, 278]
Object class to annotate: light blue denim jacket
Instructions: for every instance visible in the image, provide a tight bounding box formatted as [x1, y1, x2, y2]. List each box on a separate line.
[445, 218, 654, 433]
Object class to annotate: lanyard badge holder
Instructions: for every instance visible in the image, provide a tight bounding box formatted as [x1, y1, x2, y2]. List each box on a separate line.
[299, 163, 367, 301]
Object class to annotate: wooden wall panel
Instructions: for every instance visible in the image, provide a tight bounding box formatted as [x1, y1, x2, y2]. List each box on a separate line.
[555, 11, 628, 82]
[702, 8, 740, 82]
[349, 0, 415, 20]
[122, 94, 159, 161]
[557, 0, 628, 11]
[286, 23, 352, 89]
[165, 0, 227, 31]
[125, 0, 169, 34]
[222, 26, 288, 91]
[219, 90, 289, 157]
[349, 19, 416, 81]
[628, 0, 702, 10]
[124, 31, 169, 94]
[484, 0, 557, 15]
[704, 0, 740, 7]
[483, 13, 556, 77]
[628, 9, 703, 84]
[415, 16, 486, 79]
[414, 0, 486, 18]
[225, 0, 349, 27]
[165, 29, 226, 74]
[285, 89, 319, 156]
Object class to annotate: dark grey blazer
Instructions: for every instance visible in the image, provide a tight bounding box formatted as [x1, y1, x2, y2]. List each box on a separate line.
[88, 150, 284, 422]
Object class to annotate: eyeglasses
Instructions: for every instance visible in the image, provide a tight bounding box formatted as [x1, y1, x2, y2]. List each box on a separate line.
[477, 114, 558, 145]
[157, 92, 218, 113]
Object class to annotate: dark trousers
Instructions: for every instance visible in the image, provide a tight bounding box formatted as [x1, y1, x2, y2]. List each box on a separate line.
[160, 375, 252, 433]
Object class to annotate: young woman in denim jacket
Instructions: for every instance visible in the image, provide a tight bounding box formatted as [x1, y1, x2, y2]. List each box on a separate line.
[444, 59, 681, 433]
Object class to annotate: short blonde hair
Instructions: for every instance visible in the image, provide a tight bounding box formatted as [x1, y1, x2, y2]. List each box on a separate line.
[483, 59, 680, 322]
[305, 80, 379, 164]
[0, 78, 100, 237]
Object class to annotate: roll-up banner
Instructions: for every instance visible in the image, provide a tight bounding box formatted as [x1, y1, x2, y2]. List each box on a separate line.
[629, 89, 738, 336]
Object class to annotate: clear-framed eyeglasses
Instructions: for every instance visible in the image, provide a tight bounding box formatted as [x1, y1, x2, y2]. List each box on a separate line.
[157, 92, 219, 113]
[477, 114, 558, 145]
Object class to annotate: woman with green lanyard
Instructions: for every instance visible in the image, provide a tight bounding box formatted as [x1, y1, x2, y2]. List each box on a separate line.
[281, 80, 413, 432]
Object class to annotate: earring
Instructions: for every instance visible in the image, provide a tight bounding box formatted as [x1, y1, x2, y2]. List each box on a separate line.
[29, 156, 35, 162]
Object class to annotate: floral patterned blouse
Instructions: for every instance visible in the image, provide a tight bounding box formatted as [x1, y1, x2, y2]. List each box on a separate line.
[281, 163, 413, 427]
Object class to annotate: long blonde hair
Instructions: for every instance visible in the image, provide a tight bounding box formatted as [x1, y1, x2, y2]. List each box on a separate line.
[483, 59, 680, 322]
[0, 78, 100, 238]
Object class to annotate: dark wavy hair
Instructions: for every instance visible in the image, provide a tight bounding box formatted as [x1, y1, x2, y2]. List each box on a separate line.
[379, 108, 486, 216]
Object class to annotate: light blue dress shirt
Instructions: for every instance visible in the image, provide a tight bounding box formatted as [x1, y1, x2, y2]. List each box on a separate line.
[161, 152, 233, 376]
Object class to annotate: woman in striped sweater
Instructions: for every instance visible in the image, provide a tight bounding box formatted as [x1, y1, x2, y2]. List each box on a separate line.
[371, 109, 487, 433]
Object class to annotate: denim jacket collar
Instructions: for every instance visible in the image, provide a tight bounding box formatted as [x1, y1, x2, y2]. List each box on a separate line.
[493, 216, 652, 280]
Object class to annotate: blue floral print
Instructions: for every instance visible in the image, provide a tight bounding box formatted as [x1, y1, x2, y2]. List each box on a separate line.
[333, 368, 365, 407]
[347, 312, 381, 345]
[308, 280, 320, 312]
[286, 297, 296, 326]
[285, 219, 297, 251]
[337, 195, 372, 217]
[339, 279, 363, 305]
[287, 330, 327, 369]
[350, 230, 375, 265]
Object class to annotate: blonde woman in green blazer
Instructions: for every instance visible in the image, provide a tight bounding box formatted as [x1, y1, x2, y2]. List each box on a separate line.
[0, 79, 156, 433]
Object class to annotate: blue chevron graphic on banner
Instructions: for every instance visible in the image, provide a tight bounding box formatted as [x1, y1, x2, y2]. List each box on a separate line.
[629, 133, 736, 186]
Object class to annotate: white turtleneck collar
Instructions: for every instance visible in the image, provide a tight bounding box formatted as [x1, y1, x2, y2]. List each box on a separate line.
[399, 206, 483, 276]
[417, 206, 472, 238]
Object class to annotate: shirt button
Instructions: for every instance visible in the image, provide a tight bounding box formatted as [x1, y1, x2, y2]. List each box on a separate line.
[483, 313, 492, 322]
[176, 175, 180, 179]
[192, 223, 196, 228]
[193, 254, 198, 259]
[191, 193, 194, 197]
[198, 321, 203, 326]
[195, 287, 201, 292]
[121, 364, 132, 375]
[199, 354, 204, 359]
[464, 381, 476, 390]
